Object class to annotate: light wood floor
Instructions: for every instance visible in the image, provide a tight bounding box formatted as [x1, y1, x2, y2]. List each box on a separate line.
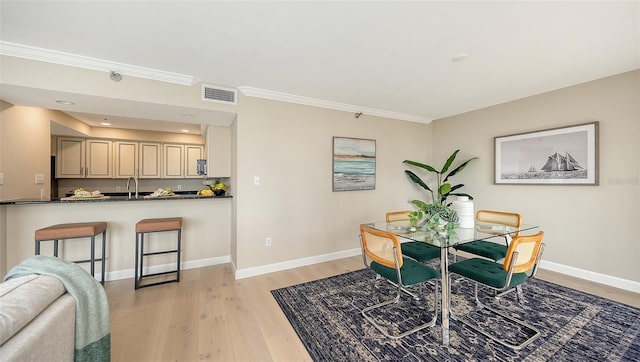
[105, 256, 639, 362]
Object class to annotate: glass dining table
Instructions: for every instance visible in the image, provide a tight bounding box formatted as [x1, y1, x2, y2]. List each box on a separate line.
[364, 220, 539, 346]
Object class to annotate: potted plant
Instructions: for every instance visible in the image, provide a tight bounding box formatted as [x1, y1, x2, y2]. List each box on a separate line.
[404, 150, 477, 230]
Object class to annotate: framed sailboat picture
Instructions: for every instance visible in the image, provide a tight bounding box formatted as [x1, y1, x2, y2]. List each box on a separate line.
[494, 122, 599, 185]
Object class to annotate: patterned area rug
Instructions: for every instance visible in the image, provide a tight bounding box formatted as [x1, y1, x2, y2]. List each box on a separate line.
[272, 267, 640, 361]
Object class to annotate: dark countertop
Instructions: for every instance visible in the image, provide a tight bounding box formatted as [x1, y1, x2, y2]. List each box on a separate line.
[1, 193, 232, 205]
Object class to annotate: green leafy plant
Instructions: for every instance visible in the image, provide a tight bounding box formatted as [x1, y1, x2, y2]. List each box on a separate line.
[408, 201, 460, 231]
[404, 149, 477, 206]
[404, 150, 477, 230]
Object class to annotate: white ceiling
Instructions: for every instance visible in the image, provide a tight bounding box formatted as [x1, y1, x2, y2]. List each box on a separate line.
[0, 1, 638, 130]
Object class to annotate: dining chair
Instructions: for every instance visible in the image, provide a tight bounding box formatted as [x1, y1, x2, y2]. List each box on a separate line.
[359, 224, 440, 339]
[386, 211, 440, 262]
[448, 231, 545, 350]
[453, 210, 522, 262]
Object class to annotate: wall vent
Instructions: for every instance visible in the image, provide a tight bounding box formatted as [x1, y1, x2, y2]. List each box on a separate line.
[202, 85, 237, 105]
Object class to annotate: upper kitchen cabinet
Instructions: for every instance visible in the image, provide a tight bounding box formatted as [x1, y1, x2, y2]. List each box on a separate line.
[206, 125, 231, 177]
[86, 139, 112, 178]
[114, 141, 138, 178]
[56, 137, 85, 178]
[56, 137, 112, 178]
[55, 129, 208, 179]
[163, 143, 184, 178]
[185, 145, 204, 178]
[139, 142, 162, 179]
[162, 143, 203, 179]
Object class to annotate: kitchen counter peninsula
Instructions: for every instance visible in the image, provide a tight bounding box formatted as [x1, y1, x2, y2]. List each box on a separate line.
[1, 193, 232, 205]
[2, 193, 232, 282]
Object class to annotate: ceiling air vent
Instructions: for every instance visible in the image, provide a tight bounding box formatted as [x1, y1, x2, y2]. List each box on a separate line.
[202, 85, 237, 105]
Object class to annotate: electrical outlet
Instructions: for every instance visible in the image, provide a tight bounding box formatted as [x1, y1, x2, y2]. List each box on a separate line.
[177, 185, 182, 191]
[265, 237, 272, 246]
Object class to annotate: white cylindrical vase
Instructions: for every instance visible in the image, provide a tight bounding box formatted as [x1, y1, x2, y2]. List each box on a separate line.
[452, 196, 474, 228]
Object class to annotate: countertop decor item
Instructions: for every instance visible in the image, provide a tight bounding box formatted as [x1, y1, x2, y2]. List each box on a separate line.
[210, 181, 228, 196]
[143, 188, 176, 198]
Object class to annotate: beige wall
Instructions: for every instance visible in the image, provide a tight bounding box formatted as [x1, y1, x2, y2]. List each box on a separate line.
[433, 70, 640, 282]
[0, 105, 54, 200]
[230, 119, 238, 265]
[0, 205, 5, 277]
[233, 95, 432, 269]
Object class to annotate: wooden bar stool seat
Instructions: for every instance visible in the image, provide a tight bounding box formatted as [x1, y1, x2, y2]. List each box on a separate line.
[35, 221, 107, 284]
[135, 217, 183, 290]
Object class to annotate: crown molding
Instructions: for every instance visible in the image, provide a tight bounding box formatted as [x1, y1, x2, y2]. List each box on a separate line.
[0, 41, 194, 86]
[238, 86, 432, 124]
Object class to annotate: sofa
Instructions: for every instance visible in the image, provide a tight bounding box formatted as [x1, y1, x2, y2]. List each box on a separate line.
[0, 274, 75, 361]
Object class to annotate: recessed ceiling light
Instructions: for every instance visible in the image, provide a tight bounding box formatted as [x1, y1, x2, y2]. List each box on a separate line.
[100, 122, 112, 126]
[55, 100, 74, 105]
[451, 53, 469, 62]
[181, 129, 189, 133]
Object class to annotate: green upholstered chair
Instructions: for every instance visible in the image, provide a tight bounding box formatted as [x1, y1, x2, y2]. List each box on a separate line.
[454, 210, 522, 262]
[359, 224, 440, 339]
[386, 211, 440, 262]
[449, 231, 545, 350]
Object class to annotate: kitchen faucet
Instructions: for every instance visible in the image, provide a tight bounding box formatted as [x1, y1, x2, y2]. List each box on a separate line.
[126, 176, 138, 199]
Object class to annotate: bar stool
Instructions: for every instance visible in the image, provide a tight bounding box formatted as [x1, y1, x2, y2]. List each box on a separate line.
[35, 222, 107, 284]
[135, 217, 183, 290]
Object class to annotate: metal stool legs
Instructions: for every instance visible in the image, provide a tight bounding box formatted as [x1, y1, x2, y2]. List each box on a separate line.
[34, 227, 107, 284]
[135, 227, 182, 290]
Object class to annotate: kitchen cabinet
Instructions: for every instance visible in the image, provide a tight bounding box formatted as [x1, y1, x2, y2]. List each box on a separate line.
[57, 137, 203, 179]
[185, 145, 204, 178]
[139, 142, 162, 179]
[114, 141, 138, 178]
[206, 125, 231, 177]
[56, 137, 85, 178]
[162, 144, 203, 179]
[86, 139, 112, 178]
[162, 144, 184, 178]
[56, 137, 112, 178]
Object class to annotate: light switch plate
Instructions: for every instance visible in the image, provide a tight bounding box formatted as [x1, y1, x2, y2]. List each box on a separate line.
[0, 173, 4, 185]
[254, 176, 261, 185]
[35, 173, 44, 184]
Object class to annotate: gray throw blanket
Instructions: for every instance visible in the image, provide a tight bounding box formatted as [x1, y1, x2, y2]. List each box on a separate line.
[4, 256, 110, 362]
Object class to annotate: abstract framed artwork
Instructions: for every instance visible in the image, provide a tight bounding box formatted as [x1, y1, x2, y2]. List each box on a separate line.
[332, 137, 376, 191]
[495, 121, 599, 185]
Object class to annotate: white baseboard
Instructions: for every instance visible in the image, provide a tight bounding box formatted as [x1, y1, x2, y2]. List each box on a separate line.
[234, 249, 639, 294]
[100, 251, 639, 295]
[234, 248, 362, 279]
[539, 260, 640, 293]
[103, 255, 231, 282]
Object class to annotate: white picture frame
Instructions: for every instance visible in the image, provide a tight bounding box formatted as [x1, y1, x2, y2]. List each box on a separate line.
[494, 122, 599, 185]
